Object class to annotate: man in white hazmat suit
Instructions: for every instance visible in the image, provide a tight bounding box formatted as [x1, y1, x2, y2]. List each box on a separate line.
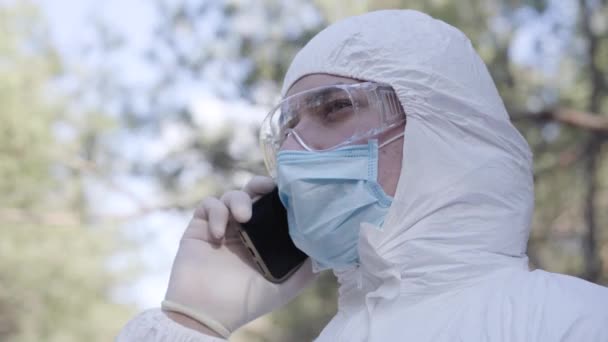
[117, 9, 608, 342]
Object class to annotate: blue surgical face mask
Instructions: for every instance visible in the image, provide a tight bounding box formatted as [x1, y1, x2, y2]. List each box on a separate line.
[276, 139, 394, 272]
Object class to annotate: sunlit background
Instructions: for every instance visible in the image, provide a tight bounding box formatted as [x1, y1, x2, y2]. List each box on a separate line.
[1, 0, 607, 341]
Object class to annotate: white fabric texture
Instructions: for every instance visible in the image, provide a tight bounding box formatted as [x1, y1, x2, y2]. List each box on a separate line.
[280, 9, 608, 342]
[116, 309, 225, 342]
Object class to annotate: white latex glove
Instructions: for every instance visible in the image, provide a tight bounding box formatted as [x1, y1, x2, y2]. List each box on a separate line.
[164, 176, 316, 338]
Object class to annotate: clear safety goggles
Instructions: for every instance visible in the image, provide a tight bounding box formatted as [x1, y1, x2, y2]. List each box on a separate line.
[260, 82, 406, 176]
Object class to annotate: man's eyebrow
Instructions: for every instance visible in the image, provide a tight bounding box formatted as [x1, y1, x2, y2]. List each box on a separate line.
[303, 86, 346, 106]
[278, 82, 355, 123]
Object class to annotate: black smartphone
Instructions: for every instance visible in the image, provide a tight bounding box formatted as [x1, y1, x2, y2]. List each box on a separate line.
[238, 188, 308, 283]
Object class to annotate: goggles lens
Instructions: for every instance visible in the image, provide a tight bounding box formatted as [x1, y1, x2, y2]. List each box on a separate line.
[260, 82, 405, 176]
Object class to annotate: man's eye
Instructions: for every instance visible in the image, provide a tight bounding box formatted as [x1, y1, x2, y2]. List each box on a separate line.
[326, 99, 352, 112]
[318, 99, 353, 120]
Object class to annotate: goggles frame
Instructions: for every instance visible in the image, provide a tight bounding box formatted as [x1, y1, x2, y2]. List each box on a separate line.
[260, 81, 406, 176]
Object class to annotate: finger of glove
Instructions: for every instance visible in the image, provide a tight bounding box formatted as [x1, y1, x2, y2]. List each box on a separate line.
[242, 176, 275, 199]
[196, 197, 229, 240]
[220, 191, 252, 223]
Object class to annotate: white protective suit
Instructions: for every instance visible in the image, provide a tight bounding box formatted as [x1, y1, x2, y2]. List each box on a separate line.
[117, 9, 608, 342]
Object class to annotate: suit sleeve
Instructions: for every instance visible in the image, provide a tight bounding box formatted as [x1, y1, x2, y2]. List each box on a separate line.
[116, 309, 227, 342]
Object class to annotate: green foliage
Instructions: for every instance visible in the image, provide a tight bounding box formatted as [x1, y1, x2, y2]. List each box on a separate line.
[0, 3, 136, 341]
[0, 223, 136, 342]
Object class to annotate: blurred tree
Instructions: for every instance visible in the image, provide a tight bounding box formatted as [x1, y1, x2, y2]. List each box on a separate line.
[0, 3, 137, 341]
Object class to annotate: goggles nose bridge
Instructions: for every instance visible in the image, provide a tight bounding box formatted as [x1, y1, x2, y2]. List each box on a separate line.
[280, 129, 315, 152]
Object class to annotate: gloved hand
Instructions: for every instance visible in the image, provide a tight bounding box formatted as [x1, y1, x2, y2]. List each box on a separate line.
[163, 176, 316, 338]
